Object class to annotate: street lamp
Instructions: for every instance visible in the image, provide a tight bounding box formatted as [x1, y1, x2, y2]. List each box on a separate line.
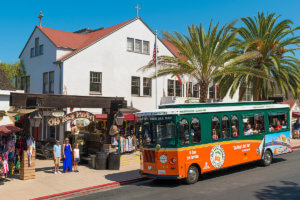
[114, 111, 124, 126]
[28, 111, 42, 127]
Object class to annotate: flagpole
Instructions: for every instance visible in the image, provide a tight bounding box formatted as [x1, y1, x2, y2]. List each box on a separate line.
[155, 30, 158, 109]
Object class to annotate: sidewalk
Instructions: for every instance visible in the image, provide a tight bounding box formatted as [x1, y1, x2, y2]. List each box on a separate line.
[0, 152, 141, 200]
[291, 139, 300, 149]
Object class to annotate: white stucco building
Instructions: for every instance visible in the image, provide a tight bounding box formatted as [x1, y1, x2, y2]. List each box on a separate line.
[19, 17, 238, 112]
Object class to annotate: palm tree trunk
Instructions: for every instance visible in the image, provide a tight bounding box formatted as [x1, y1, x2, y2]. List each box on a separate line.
[199, 81, 209, 103]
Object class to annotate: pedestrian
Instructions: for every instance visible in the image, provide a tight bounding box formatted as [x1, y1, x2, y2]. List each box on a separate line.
[53, 140, 62, 174]
[73, 143, 80, 172]
[63, 138, 72, 173]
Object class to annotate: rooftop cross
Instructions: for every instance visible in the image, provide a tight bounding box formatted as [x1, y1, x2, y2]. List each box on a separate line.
[38, 11, 44, 27]
[135, 4, 141, 18]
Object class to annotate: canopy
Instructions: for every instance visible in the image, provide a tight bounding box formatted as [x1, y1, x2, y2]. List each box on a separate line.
[95, 113, 138, 121]
[0, 124, 22, 136]
[292, 112, 300, 118]
[5, 107, 37, 117]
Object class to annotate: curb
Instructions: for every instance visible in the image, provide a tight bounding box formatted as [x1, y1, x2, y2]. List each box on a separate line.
[30, 176, 147, 200]
[292, 145, 300, 150]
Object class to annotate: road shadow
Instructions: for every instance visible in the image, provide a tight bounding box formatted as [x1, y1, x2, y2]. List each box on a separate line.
[201, 157, 286, 181]
[255, 181, 300, 200]
[105, 169, 141, 182]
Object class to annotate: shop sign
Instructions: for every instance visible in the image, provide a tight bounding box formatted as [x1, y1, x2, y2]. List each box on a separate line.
[51, 111, 65, 117]
[73, 118, 91, 127]
[185, 99, 200, 103]
[48, 111, 95, 126]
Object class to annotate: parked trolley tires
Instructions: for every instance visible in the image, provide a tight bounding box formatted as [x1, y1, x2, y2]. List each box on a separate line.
[261, 149, 273, 166]
[185, 165, 199, 185]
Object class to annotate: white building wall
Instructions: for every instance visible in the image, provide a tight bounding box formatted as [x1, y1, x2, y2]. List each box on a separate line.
[63, 19, 174, 111]
[0, 90, 24, 126]
[20, 28, 61, 94]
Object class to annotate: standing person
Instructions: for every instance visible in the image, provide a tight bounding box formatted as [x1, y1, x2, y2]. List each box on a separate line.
[63, 138, 72, 173]
[73, 143, 80, 172]
[53, 140, 62, 174]
[275, 120, 282, 131]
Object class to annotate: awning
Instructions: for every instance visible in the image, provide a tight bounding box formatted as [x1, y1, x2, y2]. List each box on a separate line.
[95, 114, 108, 121]
[123, 113, 138, 121]
[0, 124, 22, 136]
[95, 113, 138, 121]
[5, 107, 37, 117]
[293, 112, 300, 118]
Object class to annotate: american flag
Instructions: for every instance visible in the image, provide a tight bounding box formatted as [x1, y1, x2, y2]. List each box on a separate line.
[152, 40, 159, 63]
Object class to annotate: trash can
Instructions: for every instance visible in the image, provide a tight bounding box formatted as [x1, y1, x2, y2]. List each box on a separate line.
[95, 152, 108, 170]
[89, 155, 96, 169]
[108, 152, 120, 170]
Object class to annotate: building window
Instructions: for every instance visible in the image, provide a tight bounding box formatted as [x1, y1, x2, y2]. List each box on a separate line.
[25, 76, 30, 93]
[90, 72, 102, 94]
[143, 77, 152, 96]
[193, 84, 199, 98]
[30, 48, 35, 57]
[175, 80, 182, 97]
[135, 39, 142, 53]
[242, 86, 252, 101]
[35, 38, 39, 56]
[209, 85, 215, 99]
[143, 41, 149, 54]
[49, 71, 54, 94]
[186, 82, 192, 97]
[39, 45, 44, 55]
[43, 72, 49, 94]
[127, 38, 134, 51]
[168, 80, 174, 96]
[131, 76, 140, 96]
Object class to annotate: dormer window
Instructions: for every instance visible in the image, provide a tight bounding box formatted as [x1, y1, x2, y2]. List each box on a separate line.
[30, 48, 35, 57]
[39, 45, 44, 55]
[35, 38, 39, 56]
[30, 37, 43, 58]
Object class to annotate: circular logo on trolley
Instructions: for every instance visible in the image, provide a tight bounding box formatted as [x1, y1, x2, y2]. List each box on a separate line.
[159, 155, 168, 164]
[210, 145, 225, 169]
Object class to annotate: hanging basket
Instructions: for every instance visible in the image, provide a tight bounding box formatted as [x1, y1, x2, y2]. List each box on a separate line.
[109, 125, 119, 136]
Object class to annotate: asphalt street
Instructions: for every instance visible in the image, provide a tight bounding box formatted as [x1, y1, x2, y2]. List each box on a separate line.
[70, 150, 300, 200]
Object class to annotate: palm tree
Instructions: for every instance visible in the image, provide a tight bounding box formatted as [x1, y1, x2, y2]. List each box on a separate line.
[216, 13, 300, 101]
[140, 22, 259, 103]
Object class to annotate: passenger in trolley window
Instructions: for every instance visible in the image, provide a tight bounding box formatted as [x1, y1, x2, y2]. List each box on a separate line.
[232, 127, 238, 137]
[244, 124, 254, 135]
[275, 120, 282, 131]
[212, 129, 219, 140]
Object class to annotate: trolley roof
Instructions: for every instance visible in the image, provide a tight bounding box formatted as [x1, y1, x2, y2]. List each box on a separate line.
[136, 103, 289, 117]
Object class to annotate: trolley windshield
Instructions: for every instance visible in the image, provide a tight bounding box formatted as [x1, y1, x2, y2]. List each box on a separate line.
[140, 115, 176, 148]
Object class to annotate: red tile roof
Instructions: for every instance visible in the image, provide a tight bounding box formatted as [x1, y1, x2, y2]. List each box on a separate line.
[161, 39, 187, 60]
[281, 101, 296, 109]
[37, 18, 137, 62]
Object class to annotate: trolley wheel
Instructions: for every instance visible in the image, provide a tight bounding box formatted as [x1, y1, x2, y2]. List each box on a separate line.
[261, 150, 273, 166]
[185, 165, 199, 185]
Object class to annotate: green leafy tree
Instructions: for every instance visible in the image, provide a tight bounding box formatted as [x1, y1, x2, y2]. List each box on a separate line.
[216, 13, 300, 101]
[140, 22, 259, 102]
[0, 60, 26, 84]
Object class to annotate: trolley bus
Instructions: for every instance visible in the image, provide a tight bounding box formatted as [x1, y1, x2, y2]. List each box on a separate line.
[136, 101, 292, 184]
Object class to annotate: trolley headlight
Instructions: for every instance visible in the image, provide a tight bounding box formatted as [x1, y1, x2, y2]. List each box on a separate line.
[171, 158, 176, 164]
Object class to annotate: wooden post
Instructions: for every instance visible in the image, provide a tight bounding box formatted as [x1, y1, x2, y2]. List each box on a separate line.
[20, 151, 36, 180]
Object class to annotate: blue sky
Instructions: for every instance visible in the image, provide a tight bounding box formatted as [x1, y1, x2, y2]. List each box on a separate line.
[0, 0, 299, 63]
